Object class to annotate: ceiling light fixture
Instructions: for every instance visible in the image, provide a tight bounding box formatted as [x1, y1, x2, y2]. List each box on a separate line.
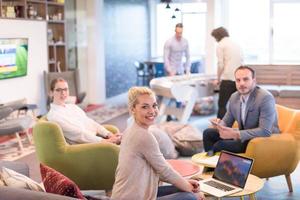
[175, 8, 180, 11]
[166, 3, 171, 9]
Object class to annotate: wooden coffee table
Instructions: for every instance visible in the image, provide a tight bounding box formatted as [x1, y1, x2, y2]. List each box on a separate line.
[194, 172, 264, 200]
[192, 153, 264, 199]
[230, 174, 264, 200]
[191, 152, 220, 169]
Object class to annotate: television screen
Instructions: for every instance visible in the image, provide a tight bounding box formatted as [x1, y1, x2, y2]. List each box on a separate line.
[0, 38, 28, 80]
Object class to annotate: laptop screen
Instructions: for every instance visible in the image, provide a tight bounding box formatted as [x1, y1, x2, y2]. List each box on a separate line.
[212, 151, 253, 188]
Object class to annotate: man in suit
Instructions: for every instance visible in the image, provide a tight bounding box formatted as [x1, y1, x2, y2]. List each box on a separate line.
[203, 65, 280, 153]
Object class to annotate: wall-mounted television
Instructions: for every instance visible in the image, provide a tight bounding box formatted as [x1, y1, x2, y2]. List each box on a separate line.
[0, 38, 28, 80]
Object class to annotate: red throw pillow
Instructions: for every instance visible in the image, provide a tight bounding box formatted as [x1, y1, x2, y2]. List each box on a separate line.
[40, 163, 85, 199]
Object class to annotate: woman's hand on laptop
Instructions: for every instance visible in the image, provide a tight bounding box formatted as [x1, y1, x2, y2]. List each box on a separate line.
[188, 179, 206, 199]
[188, 179, 200, 192]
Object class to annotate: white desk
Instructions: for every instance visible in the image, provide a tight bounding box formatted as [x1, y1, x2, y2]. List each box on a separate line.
[150, 73, 216, 124]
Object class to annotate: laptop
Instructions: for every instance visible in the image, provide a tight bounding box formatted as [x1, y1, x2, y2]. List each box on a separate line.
[198, 151, 254, 198]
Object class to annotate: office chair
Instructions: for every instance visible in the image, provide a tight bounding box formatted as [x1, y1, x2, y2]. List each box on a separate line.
[134, 61, 152, 86]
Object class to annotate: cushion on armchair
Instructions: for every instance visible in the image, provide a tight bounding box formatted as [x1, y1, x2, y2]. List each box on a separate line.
[40, 163, 85, 199]
[0, 167, 44, 192]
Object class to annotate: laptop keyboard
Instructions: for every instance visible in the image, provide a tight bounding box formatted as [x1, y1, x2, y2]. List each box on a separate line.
[204, 180, 235, 192]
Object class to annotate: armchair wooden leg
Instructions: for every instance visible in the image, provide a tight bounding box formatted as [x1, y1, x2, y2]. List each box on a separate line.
[249, 193, 256, 200]
[285, 174, 293, 192]
[25, 129, 33, 144]
[15, 132, 24, 152]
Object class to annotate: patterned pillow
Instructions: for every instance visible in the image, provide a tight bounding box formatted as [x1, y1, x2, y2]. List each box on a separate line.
[40, 163, 85, 199]
[1, 167, 44, 191]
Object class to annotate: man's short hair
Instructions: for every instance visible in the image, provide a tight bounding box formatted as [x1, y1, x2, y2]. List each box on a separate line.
[235, 65, 256, 79]
[211, 27, 229, 42]
[175, 23, 183, 28]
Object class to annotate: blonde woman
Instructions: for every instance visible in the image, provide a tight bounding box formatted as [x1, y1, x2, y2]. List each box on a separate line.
[111, 87, 205, 200]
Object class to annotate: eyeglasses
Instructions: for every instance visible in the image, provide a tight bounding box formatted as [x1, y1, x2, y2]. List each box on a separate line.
[54, 88, 68, 92]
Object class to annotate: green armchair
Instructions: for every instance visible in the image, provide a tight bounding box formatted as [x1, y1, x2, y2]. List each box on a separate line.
[33, 121, 120, 190]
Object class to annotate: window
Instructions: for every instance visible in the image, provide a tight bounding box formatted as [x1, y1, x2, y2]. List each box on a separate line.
[227, 0, 270, 64]
[156, 2, 207, 57]
[227, 0, 300, 64]
[272, 1, 300, 63]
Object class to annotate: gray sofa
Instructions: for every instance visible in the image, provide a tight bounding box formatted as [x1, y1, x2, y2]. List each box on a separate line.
[0, 187, 77, 200]
[0, 161, 77, 200]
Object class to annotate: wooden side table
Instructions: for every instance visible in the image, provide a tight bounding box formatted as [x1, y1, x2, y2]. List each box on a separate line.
[192, 152, 264, 199]
[192, 172, 264, 200]
[192, 152, 220, 169]
[230, 174, 264, 200]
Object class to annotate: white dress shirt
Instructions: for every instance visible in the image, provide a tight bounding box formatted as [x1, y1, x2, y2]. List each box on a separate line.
[240, 94, 250, 125]
[164, 36, 191, 75]
[217, 37, 243, 81]
[47, 103, 110, 144]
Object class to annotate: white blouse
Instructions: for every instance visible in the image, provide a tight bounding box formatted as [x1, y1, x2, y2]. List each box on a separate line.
[47, 103, 110, 144]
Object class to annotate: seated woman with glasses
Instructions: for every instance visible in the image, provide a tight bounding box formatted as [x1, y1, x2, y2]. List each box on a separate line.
[47, 77, 121, 145]
[111, 86, 205, 200]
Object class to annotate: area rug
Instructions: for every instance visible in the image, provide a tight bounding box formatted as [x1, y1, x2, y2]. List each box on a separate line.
[86, 103, 128, 124]
[0, 134, 35, 161]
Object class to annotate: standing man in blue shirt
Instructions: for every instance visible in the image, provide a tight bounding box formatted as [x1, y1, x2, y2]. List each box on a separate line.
[164, 23, 191, 76]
